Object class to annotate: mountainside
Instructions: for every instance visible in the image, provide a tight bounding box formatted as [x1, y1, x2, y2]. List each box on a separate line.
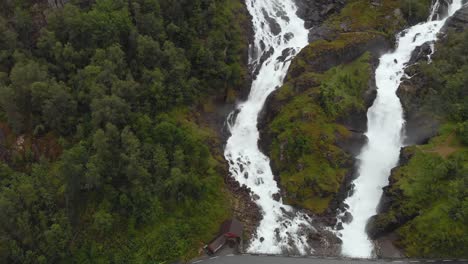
[0, 0, 252, 262]
[258, 0, 428, 216]
[367, 6, 468, 257]
[258, 0, 467, 257]
[0, 0, 466, 261]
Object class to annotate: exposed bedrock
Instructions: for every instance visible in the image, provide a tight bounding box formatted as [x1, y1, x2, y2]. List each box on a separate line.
[441, 3, 468, 33]
[397, 4, 468, 145]
[294, 0, 345, 29]
[368, 6, 468, 256]
[365, 147, 416, 241]
[258, 32, 392, 218]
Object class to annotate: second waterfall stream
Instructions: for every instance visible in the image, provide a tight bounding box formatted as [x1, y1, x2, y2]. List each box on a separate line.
[340, 0, 463, 258]
[224, 0, 312, 254]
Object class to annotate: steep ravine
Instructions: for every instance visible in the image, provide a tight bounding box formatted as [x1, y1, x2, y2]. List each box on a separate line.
[257, 0, 463, 257]
[258, 0, 414, 220]
[367, 4, 468, 257]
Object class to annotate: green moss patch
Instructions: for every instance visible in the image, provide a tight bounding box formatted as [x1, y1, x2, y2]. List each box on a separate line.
[325, 0, 406, 36]
[378, 124, 468, 257]
[267, 53, 372, 214]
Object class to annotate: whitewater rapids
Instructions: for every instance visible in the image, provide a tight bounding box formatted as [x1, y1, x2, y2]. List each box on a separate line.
[340, 0, 464, 258]
[224, 0, 312, 254]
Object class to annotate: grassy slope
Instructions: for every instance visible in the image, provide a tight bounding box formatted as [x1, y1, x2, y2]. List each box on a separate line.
[380, 125, 468, 257]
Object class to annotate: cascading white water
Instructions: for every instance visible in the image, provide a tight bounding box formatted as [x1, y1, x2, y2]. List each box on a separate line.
[224, 0, 312, 254]
[340, 0, 464, 258]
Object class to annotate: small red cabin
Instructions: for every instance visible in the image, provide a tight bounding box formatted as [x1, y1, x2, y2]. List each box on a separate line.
[206, 219, 243, 254]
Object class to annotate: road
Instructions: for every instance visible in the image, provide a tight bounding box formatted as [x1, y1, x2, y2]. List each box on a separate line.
[191, 254, 468, 264]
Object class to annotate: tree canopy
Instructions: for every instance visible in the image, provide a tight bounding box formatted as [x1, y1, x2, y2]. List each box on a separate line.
[0, 0, 247, 262]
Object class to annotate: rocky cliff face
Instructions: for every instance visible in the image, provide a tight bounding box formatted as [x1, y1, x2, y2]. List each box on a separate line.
[398, 4, 468, 145]
[294, 0, 345, 29]
[257, 0, 413, 219]
[441, 3, 468, 32]
[367, 5, 468, 257]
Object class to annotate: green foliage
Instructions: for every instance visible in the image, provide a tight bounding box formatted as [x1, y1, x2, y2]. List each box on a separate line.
[0, 0, 246, 262]
[457, 121, 468, 145]
[325, 0, 406, 36]
[267, 53, 372, 213]
[319, 52, 371, 118]
[386, 138, 468, 257]
[376, 30, 468, 257]
[417, 30, 468, 123]
[400, 0, 432, 25]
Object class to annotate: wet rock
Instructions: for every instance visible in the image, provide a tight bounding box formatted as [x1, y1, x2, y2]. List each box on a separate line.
[284, 32, 295, 42]
[308, 25, 338, 42]
[276, 48, 295, 63]
[308, 232, 322, 241]
[366, 215, 398, 240]
[320, 4, 336, 16]
[324, 217, 338, 227]
[341, 212, 353, 224]
[307, 228, 343, 255]
[338, 202, 349, 211]
[336, 222, 344, 230]
[430, 0, 452, 21]
[397, 72, 440, 145]
[336, 131, 367, 158]
[374, 234, 405, 258]
[441, 4, 468, 33]
[262, 9, 282, 36]
[280, 207, 296, 219]
[253, 47, 275, 78]
[407, 42, 433, 65]
[272, 192, 281, 201]
[294, 0, 345, 28]
[225, 175, 262, 245]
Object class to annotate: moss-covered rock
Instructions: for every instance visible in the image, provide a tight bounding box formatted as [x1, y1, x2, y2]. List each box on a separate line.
[258, 0, 421, 215]
[368, 126, 468, 257]
[260, 51, 374, 214]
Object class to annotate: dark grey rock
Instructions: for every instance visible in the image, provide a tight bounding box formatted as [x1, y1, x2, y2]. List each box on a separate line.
[294, 0, 345, 29]
[407, 42, 433, 65]
[341, 212, 353, 224]
[336, 222, 344, 230]
[441, 4, 468, 33]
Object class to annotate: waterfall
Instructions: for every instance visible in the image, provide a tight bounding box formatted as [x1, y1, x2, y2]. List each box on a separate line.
[339, 0, 464, 258]
[224, 0, 312, 254]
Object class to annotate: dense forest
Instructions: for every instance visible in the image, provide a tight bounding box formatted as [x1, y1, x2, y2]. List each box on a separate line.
[0, 0, 247, 262]
[1, 0, 466, 261]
